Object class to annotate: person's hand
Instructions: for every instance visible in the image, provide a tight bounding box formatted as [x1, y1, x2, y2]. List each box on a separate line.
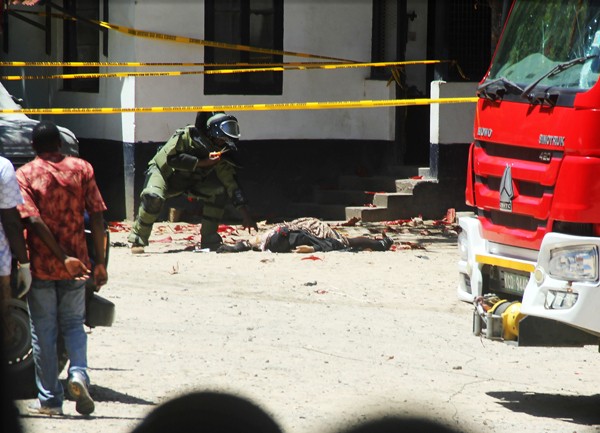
[209, 150, 228, 160]
[93, 263, 108, 290]
[242, 215, 258, 233]
[64, 257, 90, 281]
[16, 262, 32, 298]
[240, 207, 258, 233]
[195, 156, 220, 169]
[293, 245, 315, 254]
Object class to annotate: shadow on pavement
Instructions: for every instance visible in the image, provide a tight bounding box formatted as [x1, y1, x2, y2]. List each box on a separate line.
[83, 384, 155, 406]
[487, 391, 600, 426]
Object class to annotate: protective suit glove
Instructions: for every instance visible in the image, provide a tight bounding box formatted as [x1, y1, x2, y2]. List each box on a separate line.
[17, 262, 32, 298]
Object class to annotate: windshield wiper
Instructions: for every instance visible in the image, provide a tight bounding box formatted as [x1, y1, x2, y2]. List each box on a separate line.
[477, 77, 524, 101]
[521, 54, 598, 100]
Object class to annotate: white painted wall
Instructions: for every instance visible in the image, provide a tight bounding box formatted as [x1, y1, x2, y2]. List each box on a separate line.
[1, 1, 396, 144]
[430, 81, 477, 144]
[2, 2, 136, 143]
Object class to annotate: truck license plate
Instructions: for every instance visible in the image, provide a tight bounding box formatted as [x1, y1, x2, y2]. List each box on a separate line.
[501, 270, 530, 296]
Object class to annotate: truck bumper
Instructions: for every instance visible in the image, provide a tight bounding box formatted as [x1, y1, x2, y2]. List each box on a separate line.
[457, 215, 535, 301]
[459, 215, 600, 337]
[521, 232, 600, 336]
[457, 215, 487, 302]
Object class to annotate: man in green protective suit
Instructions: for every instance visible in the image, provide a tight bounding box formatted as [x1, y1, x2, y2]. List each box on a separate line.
[127, 112, 257, 253]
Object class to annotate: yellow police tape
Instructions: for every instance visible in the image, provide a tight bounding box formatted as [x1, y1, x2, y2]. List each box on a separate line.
[0, 60, 457, 81]
[96, 19, 357, 62]
[3, 10, 474, 112]
[10, 8, 357, 63]
[9, 8, 469, 81]
[6, 10, 468, 79]
[0, 60, 448, 68]
[0, 97, 479, 115]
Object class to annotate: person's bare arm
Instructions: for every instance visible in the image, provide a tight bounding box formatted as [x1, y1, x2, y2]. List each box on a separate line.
[89, 211, 108, 289]
[293, 245, 315, 254]
[2, 207, 32, 297]
[0, 207, 28, 264]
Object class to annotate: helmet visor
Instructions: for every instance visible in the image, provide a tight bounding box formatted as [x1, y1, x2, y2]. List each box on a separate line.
[219, 119, 240, 139]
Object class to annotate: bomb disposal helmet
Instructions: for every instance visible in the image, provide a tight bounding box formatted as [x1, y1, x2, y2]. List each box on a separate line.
[206, 112, 240, 142]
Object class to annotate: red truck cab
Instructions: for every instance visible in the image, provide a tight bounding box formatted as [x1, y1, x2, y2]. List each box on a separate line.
[458, 0, 600, 347]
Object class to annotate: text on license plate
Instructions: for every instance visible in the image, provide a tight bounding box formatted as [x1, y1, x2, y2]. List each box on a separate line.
[501, 270, 530, 296]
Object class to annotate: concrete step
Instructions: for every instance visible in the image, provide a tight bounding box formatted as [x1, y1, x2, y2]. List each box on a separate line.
[345, 206, 400, 222]
[383, 165, 434, 180]
[418, 167, 432, 178]
[283, 166, 455, 223]
[395, 178, 427, 193]
[346, 192, 418, 222]
[345, 179, 464, 222]
[372, 192, 413, 208]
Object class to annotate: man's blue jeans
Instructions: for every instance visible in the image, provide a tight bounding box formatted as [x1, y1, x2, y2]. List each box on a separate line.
[27, 279, 90, 408]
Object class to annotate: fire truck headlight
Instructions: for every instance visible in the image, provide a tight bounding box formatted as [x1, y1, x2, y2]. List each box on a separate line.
[548, 245, 598, 282]
[458, 230, 468, 261]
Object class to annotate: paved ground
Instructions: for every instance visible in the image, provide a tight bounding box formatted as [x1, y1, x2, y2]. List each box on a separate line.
[13, 219, 600, 433]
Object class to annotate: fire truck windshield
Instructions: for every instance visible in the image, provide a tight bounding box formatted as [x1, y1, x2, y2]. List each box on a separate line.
[487, 0, 600, 92]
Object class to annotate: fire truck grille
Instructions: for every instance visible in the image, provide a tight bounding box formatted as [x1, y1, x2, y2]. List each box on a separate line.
[479, 141, 563, 164]
[484, 176, 548, 198]
[482, 209, 544, 231]
[472, 141, 564, 247]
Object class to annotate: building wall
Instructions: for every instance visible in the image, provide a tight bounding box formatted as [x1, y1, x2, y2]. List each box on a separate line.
[2, 2, 136, 143]
[2, 1, 396, 144]
[0, 1, 473, 222]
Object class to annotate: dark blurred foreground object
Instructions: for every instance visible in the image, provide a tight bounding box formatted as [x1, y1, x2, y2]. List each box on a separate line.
[130, 391, 283, 433]
[130, 391, 465, 433]
[338, 416, 464, 433]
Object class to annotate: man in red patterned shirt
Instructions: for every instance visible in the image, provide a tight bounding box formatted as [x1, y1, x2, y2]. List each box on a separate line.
[16, 121, 107, 416]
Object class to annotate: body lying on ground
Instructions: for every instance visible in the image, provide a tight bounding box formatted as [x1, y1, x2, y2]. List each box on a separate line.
[217, 217, 393, 254]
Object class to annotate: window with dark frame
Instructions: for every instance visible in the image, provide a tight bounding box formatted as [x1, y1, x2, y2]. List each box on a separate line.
[63, 0, 100, 93]
[445, 0, 491, 82]
[204, 0, 283, 95]
[371, 1, 387, 80]
[371, 0, 399, 80]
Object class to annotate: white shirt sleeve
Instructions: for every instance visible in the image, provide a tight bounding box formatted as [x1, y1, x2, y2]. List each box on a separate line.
[0, 157, 24, 210]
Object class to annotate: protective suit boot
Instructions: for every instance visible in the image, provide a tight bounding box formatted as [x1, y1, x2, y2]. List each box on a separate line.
[128, 235, 146, 254]
[216, 240, 252, 253]
[200, 233, 223, 251]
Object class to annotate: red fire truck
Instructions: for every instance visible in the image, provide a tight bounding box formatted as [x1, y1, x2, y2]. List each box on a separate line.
[457, 0, 600, 347]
